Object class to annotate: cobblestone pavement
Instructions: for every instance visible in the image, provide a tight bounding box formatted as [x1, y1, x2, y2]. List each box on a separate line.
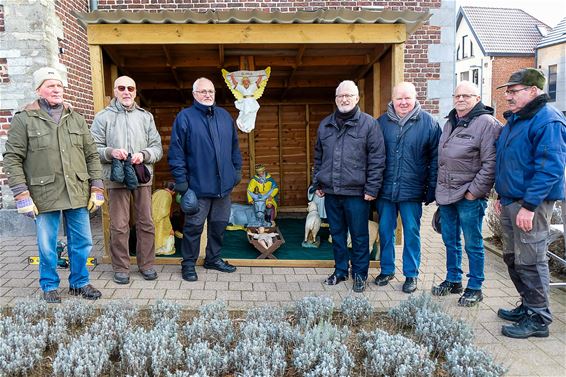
[1, 205, 564, 376]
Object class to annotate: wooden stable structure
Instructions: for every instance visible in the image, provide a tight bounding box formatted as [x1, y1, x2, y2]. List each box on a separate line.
[77, 9, 430, 267]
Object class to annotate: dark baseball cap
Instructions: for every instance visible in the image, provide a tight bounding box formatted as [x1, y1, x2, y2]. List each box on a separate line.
[496, 68, 546, 90]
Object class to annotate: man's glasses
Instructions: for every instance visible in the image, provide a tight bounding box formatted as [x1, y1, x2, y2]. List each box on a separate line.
[116, 85, 135, 92]
[504, 87, 531, 96]
[336, 94, 356, 99]
[452, 94, 477, 100]
[194, 90, 216, 96]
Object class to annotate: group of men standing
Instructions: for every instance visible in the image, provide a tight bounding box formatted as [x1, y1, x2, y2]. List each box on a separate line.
[3, 65, 564, 340]
[312, 68, 565, 340]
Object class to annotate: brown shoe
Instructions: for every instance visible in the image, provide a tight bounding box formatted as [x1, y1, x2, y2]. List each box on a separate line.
[43, 289, 61, 303]
[69, 284, 101, 300]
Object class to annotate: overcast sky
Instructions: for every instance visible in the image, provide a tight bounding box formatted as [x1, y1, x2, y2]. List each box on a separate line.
[456, 0, 565, 28]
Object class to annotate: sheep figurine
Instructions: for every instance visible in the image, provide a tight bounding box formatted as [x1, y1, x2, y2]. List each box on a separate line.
[302, 201, 322, 248]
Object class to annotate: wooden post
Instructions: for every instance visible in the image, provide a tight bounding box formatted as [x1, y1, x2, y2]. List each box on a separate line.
[305, 104, 311, 187]
[391, 42, 404, 88]
[372, 63, 381, 118]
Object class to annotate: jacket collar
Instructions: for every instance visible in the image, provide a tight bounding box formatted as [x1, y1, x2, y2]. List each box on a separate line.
[386, 100, 422, 127]
[193, 100, 216, 116]
[23, 99, 72, 113]
[447, 101, 494, 129]
[503, 94, 549, 121]
[327, 106, 361, 128]
[109, 97, 140, 112]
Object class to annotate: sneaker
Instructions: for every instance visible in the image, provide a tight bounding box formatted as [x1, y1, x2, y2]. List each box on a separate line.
[458, 288, 483, 307]
[203, 259, 237, 273]
[374, 273, 395, 286]
[69, 284, 102, 300]
[43, 289, 61, 304]
[431, 280, 463, 296]
[353, 274, 366, 293]
[498, 303, 527, 322]
[140, 268, 158, 281]
[324, 272, 347, 285]
[402, 277, 418, 293]
[501, 312, 549, 339]
[113, 272, 130, 285]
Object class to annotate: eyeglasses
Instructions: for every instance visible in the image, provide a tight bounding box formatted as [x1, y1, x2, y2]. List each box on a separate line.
[116, 85, 135, 92]
[194, 90, 216, 96]
[336, 94, 357, 99]
[452, 94, 477, 100]
[504, 87, 531, 95]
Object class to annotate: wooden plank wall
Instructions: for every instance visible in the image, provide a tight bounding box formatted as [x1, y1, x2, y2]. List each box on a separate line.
[150, 103, 333, 207]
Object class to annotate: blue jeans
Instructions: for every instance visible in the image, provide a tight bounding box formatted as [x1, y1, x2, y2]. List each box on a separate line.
[439, 198, 487, 290]
[36, 208, 93, 292]
[324, 194, 370, 279]
[377, 199, 422, 277]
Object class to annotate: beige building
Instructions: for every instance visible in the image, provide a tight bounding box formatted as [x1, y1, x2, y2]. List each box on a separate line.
[536, 17, 566, 114]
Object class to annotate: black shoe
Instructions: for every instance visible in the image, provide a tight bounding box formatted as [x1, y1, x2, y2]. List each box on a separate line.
[458, 288, 483, 307]
[43, 289, 61, 303]
[498, 303, 527, 322]
[113, 272, 130, 284]
[374, 273, 395, 286]
[203, 259, 237, 273]
[324, 272, 347, 285]
[402, 277, 418, 293]
[353, 274, 366, 293]
[182, 266, 198, 282]
[140, 268, 158, 281]
[501, 312, 549, 339]
[431, 280, 463, 296]
[69, 284, 102, 300]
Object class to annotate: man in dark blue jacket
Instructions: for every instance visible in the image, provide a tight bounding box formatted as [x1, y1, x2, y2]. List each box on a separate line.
[495, 68, 566, 338]
[168, 77, 243, 282]
[374, 82, 441, 294]
[313, 80, 385, 293]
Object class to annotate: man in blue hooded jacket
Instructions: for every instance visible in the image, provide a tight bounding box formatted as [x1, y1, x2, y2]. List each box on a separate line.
[495, 68, 566, 339]
[168, 77, 243, 282]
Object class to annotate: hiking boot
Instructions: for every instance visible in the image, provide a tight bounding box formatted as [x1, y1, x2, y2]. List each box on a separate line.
[458, 288, 483, 307]
[69, 284, 102, 300]
[501, 312, 549, 339]
[431, 280, 463, 296]
[498, 303, 527, 322]
[113, 272, 130, 285]
[140, 268, 158, 281]
[374, 273, 394, 286]
[43, 289, 61, 304]
[324, 272, 347, 286]
[353, 274, 366, 293]
[402, 277, 418, 293]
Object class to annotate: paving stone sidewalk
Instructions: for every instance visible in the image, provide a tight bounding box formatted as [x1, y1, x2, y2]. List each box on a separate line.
[1, 205, 564, 376]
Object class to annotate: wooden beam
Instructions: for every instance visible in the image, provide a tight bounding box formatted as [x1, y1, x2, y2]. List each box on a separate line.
[162, 45, 188, 102]
[372, 63, 381, 118]
[90, 45, 105, 113]
[277, 105, 284, 204]
[88, 24, 406, 45]
[355, 44, 388, 81]
[218, 44, 224, 67]
[391, 43, 404, 87]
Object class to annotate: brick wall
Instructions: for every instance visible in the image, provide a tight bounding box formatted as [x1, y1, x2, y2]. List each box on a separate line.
[55, 0, 95, 123]
[491, 56, 536, 122]
[95, 0, 443, 115]
[0, 5, 4, 32]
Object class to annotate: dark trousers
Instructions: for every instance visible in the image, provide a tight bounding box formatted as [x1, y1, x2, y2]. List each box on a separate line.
[108, 186, 155, 273]
[181, 195, 231, 269]
[324, 194, 370, 279]
[501, 201, 554, 324]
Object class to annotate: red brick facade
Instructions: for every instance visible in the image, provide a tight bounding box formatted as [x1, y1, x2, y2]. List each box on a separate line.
[0, 58, 8, 84]
[55, 0, 95, 123]
[0, 5, 5, 32]
[491, 56, 536, 122]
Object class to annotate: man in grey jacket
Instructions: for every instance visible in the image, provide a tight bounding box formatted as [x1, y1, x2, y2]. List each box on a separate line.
[91, 76, 163, 285]
[432, 81, 501, 306]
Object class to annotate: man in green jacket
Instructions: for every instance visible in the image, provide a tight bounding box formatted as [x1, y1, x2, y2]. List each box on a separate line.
[3, 66, 104, 303]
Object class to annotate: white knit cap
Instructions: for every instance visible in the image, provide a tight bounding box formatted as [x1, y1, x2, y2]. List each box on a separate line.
[33, 67, 64, 89]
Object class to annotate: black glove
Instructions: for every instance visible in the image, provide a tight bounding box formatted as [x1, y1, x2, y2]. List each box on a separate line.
[424, 188, 436, 206]
[174, 181, 189, 195]
[235, 170, 242, 185]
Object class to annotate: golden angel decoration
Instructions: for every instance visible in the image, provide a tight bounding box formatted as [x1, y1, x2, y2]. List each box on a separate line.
[222, 67, 271, 133]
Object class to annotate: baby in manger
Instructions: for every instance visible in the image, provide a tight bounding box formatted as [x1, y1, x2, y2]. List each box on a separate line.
[247, 227, 279, 249]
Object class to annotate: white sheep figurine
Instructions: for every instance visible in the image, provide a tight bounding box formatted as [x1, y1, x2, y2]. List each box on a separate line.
[302, 201, 322, 247]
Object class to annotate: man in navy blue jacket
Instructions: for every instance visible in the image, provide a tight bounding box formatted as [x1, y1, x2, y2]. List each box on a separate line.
[313, 80, 385, 293]
[495, 68, 566, 338]
[168, 77, 243, 282]
[375, 82, 441, 294]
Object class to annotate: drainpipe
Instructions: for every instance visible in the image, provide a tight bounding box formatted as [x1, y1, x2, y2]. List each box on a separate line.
[90, 0, 98, 11]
